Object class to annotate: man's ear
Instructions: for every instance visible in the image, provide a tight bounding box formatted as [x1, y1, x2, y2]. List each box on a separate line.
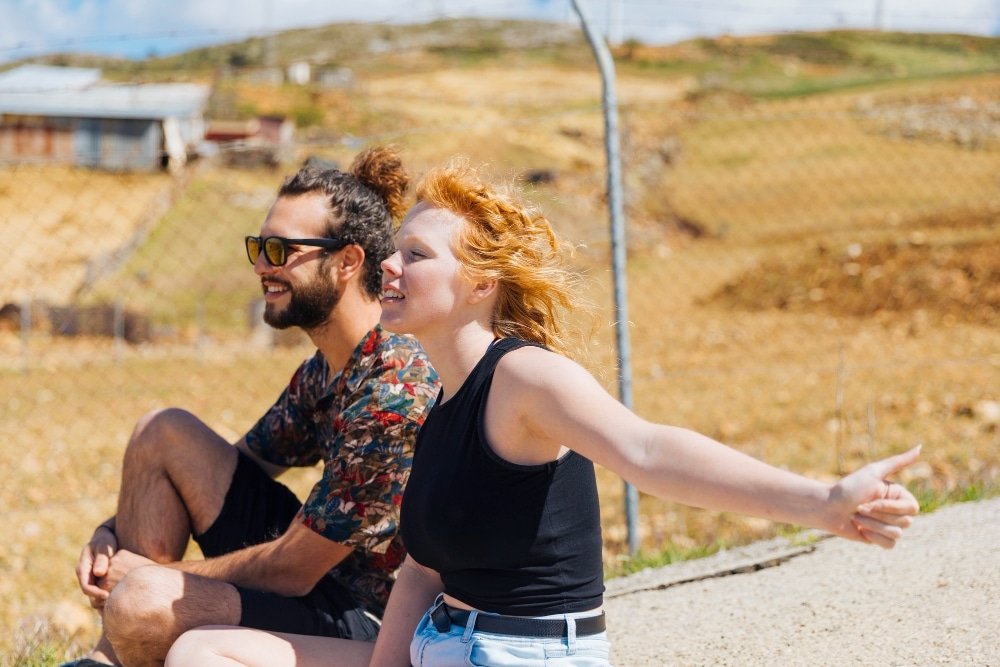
[335, 244, 365, 281]
[468, 278, 498, 304]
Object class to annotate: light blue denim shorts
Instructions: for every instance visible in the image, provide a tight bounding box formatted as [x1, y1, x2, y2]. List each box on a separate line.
[410, 596, 611, 666]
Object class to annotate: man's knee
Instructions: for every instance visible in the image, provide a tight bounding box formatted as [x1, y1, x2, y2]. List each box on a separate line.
[125, 407, 232, 472]
[104, 566, 179, 645]
[105, 567, 242, 650]
[125, 407, 190, 462]
[129, 407, 197, 451]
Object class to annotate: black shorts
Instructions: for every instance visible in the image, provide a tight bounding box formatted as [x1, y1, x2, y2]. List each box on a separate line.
[194, 451, 380, 641]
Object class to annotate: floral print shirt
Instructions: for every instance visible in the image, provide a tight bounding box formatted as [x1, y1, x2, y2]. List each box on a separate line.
[244, 325, 439, 613]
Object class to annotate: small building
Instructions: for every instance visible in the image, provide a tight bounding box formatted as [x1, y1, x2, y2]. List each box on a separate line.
[0, 64, 210, 171]
[317, 66, 355, 90]
[287, 61, 311, 85]
[203, 114, 294, 168]
[244, 67, 284, 86]
[203, 115, 293, 145]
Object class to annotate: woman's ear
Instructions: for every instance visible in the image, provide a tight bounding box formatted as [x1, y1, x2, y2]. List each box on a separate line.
[468, 279, 498, 304]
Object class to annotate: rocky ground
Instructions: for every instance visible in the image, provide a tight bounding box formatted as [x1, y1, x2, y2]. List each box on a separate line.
[606, 497, 1000, 666]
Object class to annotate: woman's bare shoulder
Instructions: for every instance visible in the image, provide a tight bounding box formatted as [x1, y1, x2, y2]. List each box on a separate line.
[496, 344, 597, 397]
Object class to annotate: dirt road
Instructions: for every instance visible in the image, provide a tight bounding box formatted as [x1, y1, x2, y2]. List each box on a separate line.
[605, 497, 1000, 666]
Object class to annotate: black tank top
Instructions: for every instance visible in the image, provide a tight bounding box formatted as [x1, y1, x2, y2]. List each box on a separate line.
[400, 338, 604, 616]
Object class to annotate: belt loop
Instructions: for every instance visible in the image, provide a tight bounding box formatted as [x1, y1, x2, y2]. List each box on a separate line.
[430, 595, 450, 633]
[565, 616, 577, 654]
[461, 610, 479, 643]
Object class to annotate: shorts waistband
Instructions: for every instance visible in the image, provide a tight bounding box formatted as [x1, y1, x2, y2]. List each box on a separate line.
[430, 600, 606, 638]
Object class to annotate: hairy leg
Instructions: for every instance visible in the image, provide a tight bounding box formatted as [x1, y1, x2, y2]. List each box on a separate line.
[104, 566, 242, 667]
[92, 408, 238, 664]
[165, 626, 375, 667]
[116, 407, 238, 560]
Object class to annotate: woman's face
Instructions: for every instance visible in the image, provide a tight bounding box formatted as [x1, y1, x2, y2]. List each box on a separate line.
[380, 202, 471, 339]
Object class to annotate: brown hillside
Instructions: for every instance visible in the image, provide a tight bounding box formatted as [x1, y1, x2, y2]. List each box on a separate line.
[708, 213, 1000, 326]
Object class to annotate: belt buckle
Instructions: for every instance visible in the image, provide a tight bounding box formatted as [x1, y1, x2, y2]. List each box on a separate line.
[430, 597, 451, 633]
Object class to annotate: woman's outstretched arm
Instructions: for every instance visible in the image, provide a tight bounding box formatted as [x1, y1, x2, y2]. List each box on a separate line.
[490, 346, 920, 547]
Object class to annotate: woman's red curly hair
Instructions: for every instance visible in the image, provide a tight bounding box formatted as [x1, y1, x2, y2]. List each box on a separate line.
[415, 160, 585, 357]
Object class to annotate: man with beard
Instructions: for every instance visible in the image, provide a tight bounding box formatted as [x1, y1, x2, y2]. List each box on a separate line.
[64, 146, 439, 667]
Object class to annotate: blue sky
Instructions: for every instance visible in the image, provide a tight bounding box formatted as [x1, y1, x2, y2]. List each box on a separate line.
[2, 0, 998, 63]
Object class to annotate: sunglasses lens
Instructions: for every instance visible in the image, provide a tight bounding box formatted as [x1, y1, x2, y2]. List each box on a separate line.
[264, 237, 287, 266]
[246, 237, 261, 264]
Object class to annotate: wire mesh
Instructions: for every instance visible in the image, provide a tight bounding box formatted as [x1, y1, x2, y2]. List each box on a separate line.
[1, 24, 999, 659]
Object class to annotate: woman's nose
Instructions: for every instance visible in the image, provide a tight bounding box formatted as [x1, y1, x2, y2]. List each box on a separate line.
[381, 251, 401, 276]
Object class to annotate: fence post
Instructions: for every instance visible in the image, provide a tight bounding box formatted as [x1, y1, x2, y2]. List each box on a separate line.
[570, 0, 640, 556]
[196, 299, 207, 354]
[834, 346, 846, 475]
[20, 297, 31, 371]
[113, 298, 125, 362]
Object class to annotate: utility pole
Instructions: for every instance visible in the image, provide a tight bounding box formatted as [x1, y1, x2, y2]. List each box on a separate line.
[873, 0, 886, 31]
[264, 0, 275, 67]
[570, 0, 639, 556]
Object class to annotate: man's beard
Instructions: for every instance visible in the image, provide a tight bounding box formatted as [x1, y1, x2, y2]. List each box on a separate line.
[264, 269, 341, 331]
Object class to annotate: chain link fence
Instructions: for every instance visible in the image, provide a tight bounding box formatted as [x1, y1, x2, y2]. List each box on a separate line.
[2, 44, 999, 659]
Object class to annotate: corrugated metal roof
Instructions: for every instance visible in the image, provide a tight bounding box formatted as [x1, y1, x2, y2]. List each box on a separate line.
[0, 82, 211, 120]
[0, 64, 102, 92]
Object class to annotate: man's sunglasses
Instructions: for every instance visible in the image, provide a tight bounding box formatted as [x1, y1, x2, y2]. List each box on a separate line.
[245, 235, 349, 267]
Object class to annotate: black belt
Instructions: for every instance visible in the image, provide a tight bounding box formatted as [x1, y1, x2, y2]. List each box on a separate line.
[430, 601, 606, 638]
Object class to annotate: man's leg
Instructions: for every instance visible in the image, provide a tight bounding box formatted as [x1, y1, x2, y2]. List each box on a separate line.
[102, 565, 381, 667]
[115, 407, 239, 559]
[102, 566, 241, 667]
[88, 408, 238, 665]
[100, 439, 314, 666]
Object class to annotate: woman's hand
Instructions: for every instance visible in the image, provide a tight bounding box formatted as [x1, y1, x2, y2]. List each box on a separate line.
[828, 445, 922, 548]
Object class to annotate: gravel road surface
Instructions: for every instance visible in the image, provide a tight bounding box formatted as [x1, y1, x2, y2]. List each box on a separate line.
[605, 497, 1000, 666]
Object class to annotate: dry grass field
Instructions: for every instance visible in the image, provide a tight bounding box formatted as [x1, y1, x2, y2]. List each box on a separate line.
[1, 167, 174, 305]
[2, 25, 999, 664]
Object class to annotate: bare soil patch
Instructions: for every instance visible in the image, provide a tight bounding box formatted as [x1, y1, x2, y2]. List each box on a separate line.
[707, 221, 1000, 327]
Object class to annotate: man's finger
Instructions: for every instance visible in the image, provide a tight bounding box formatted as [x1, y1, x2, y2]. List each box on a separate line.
[80, 577, 107, 599]
[92, 553, 111, 578]
[76, 547, 93, 577]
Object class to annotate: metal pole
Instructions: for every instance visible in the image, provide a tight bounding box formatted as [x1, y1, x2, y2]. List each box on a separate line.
[569, 0, 639, 556]
[20, 297, 31, 371]
[264, 0, 275, 68]
[873, 0, 886, 30]
[113, 298, 125, 362]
